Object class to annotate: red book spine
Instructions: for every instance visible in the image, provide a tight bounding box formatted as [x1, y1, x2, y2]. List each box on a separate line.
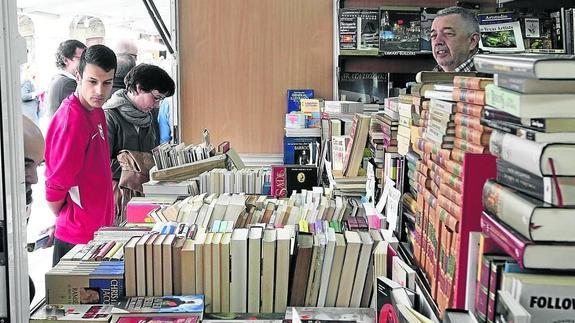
[271, 166, 287, 198]
[480, 212, 527, 268]
[95, 241, 116, 261]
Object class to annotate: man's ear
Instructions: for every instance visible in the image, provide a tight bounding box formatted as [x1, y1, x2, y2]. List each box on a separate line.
[75, 70, 81, 82]
[469, 32, 480, 51]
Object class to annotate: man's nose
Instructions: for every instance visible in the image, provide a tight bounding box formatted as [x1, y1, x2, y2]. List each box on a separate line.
[26, 169, 38, 185]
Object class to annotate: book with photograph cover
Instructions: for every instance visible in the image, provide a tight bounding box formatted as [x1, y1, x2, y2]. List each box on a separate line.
[478, 12, 525, 53]
[31, 304, 114, 322]
[112, 295, 204, 315]
[519, 9, 564, 53]
[339, 8, 380, 55]
[420, 8, 439, 51]
[379, 7, 421, 53]
[339, 72, 388, 104]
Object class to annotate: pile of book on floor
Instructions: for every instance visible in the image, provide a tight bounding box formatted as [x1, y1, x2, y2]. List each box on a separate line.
[475, 53, 575, 323]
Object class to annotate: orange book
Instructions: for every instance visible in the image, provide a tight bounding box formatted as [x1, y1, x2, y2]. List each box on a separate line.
[416, 160, 430, 177]
[439, 181, 463, 207]
[430, 180, 440, 197]
[454, 113, 486, 132]
[450, 148, 466, 163]
[453, 137, 489, 154]
[455, 125, 491, 146]
[455, 101, 483, 117]
[453, 76, 493, 90]
[438, 194, 462, 218]
[453, 87, 485, 105]
[438, 207, 460, 232]
[443, 159, 464, 178]
[440, 169, 463, 193]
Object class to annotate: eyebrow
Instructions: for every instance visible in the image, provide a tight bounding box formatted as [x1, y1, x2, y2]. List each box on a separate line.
[432, 27, 456, 33]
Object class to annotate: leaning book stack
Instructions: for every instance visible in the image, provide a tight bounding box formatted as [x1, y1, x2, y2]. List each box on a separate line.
[475, 53, 575, 323]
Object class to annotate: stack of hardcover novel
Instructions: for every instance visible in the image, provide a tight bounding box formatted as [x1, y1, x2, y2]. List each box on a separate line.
[475, 53, 575, 323]
[284, 90, 321, 166]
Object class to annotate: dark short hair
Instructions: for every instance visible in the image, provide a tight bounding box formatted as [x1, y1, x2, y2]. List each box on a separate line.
[55, 39, 87, 69]
[78, 44, 117, 77]
[124, 63, 175, 97]
[436, 6, 479, 35]
[115, 53, 136, 87]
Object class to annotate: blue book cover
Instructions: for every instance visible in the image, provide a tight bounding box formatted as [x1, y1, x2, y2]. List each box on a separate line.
[89, 277, 125, 304]
[283, 136, 321, 165]
[114, 295, 204, 314]
[287, 89, 314, 113]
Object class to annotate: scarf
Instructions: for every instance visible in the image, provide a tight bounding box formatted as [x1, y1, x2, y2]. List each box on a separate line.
[104, 89, 152, 127]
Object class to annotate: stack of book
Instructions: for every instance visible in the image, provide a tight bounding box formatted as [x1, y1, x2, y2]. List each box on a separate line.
[198, 167, 271, 195]
[474, 52, 575, 323]
[284, 90, 322, 165]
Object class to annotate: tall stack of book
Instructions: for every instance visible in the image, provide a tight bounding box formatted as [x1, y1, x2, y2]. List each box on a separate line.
[397, 94, 414, 156]
[474, 53, 575, 323]
[284, 90, 321, 166]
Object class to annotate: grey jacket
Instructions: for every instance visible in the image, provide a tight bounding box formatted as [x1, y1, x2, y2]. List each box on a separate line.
[104, 90, 160, 181]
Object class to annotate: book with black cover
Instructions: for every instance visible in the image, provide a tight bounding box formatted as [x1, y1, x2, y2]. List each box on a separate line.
[379, 7, 421, 53]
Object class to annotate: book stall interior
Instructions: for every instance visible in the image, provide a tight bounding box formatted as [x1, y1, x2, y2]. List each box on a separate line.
[26, 0, 575, 322]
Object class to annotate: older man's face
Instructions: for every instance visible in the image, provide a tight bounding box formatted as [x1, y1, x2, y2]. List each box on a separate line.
[431, 14, 477, 71]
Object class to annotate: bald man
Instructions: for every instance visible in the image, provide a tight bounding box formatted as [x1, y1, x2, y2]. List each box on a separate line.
[23, 115, 44, 208]
[23, 115, 45, 303]
[115, 39, 138, 59]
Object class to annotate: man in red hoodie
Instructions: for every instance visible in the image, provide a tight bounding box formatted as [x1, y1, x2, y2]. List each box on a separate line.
[44, 44, 117, 266]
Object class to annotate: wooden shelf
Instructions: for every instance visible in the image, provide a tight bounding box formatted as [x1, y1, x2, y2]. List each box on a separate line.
[340, 55, 436, 73]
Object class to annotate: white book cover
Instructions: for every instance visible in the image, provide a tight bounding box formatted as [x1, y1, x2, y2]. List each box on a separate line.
[317, 227, 337, 307]
[230, 228, 249, 313]
[261, 229, 277, 313]
[275, 228, 291, 312]
[349, 231, 374, 307]
[247, 226, 263, 313]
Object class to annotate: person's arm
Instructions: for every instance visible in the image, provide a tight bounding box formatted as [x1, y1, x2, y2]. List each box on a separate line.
[45, 106, 88, 215]
[47, 200, 66, 216]
[21, 81, 36, 101]
[158, 100, 171, 144]
[61, 78, 77, 101]
[105, 110, 122, 181]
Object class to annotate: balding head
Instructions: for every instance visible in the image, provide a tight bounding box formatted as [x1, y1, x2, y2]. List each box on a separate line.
[23, 116, 44, 205]
[114, 39, 138, 58]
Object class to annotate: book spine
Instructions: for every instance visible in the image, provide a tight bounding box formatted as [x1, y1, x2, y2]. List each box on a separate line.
[453, 76, 492, 90]
[453, 88, 486, 105]
[455, 101, 483, 117]
[438, 194, 462, 219]
[480, 212, 528, 269]
[454, 126, 491, 146]
[454, 137, 489, 154]
[496, 159, 546, 202]
[474, 256, 490, 322]
[488, 131, 546, 176]
[455, 113, 486, 132]
[450, 148, 465, 163]
[271, 166, 287, 198]
[485, 84, 523, 117]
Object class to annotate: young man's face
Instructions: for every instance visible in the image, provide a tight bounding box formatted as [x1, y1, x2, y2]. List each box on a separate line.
[431, 14, 478, 71]
[77, 63, 115, 110]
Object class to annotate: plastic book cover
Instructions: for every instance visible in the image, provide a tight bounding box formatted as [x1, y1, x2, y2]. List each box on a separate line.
[113, 295, 204, 314]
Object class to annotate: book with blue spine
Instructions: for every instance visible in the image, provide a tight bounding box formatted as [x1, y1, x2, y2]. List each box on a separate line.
[287, 89, 314, 113]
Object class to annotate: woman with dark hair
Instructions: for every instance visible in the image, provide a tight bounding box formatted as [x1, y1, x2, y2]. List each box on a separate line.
[103, 63, 175, 223]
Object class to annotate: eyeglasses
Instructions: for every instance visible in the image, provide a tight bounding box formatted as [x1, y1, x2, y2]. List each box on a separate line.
[150, 92, 166, 102]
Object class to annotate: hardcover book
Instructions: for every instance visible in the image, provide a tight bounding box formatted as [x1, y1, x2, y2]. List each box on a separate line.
[478, 12, 525, 53]
[283, 136, 321, 166]
[338, 72, 388, 104]
[379, 7, 421, 53]
[271, 165, 318, 198]
[339, 8, 380, 55]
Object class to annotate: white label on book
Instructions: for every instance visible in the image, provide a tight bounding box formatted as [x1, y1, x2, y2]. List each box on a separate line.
[366, 162, 375, 201]
[376, 177, 395, 213]
[385, 187, 401, 231]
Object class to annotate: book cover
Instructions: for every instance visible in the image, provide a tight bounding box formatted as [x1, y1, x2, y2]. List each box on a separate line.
[283, 136, 321, 165]
[338, 72, 388, 104]
[31, 304, 114, 322]
[287, 89, 314, 113]
[420, 8, 439, 51]
[379, 7, 421, 53]
[113, 295, 204, 314]
[271, 165, 318, 198]
[111, 316, 199, 323]
[478, 12, 525, 53]
[474, 53, 575, 79]
[339, 8, 380, 55]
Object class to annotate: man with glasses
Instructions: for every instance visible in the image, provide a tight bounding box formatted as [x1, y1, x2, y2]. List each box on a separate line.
[103, 63, 175, 223]
[46, 39, 87, 117]
[431, 6, 480, 72]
